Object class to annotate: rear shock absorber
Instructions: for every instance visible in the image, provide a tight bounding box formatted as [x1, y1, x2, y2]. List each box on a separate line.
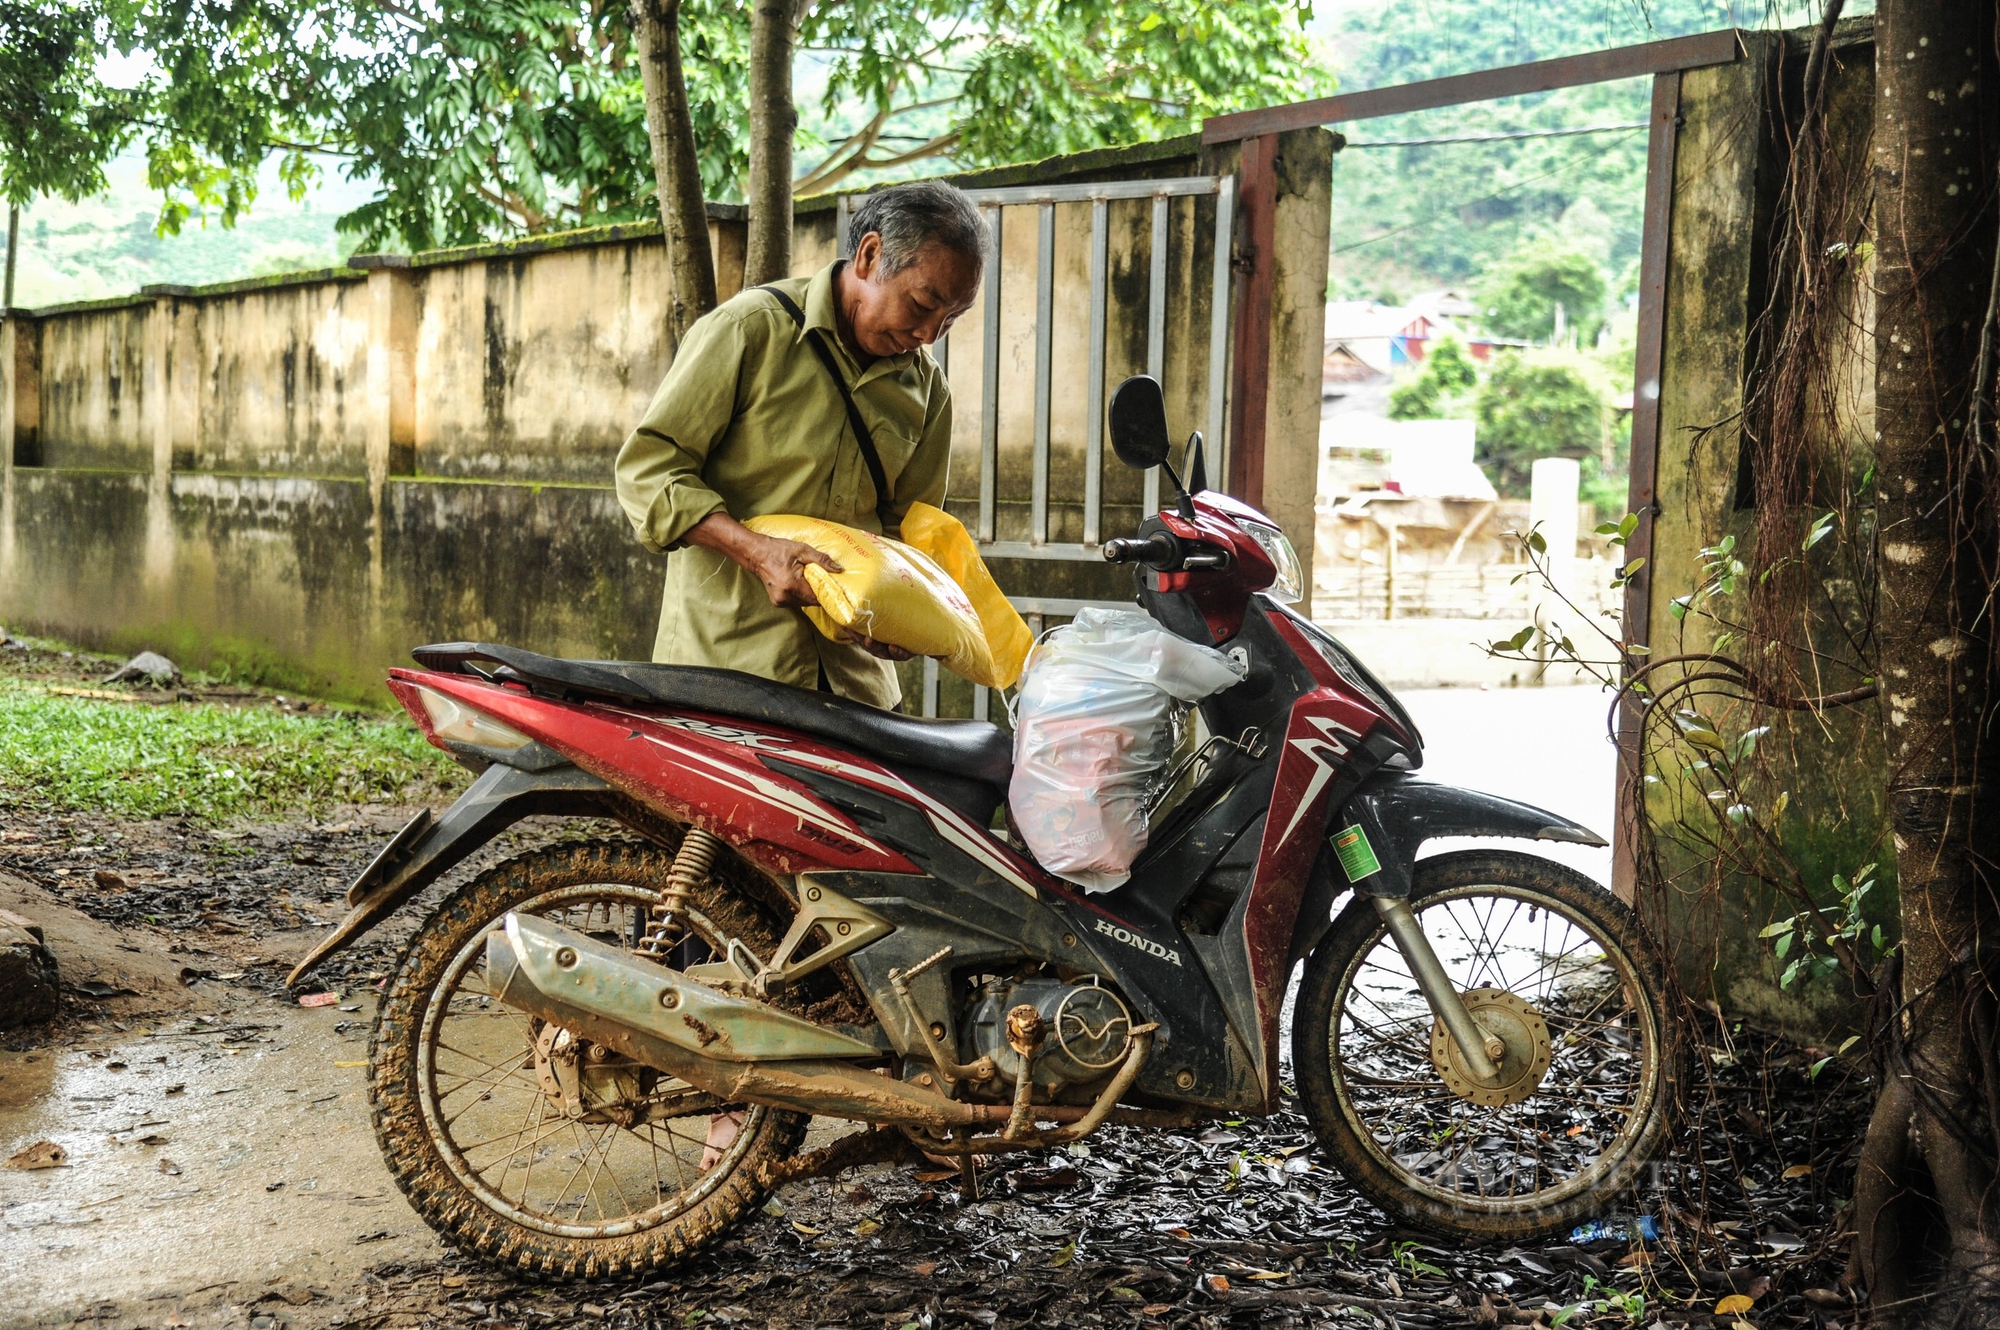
[635, 827, 722, 958]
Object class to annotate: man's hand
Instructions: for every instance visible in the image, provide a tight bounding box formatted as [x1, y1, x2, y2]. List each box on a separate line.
[685, 513, 841, 609]
[746, 534, 842, 609]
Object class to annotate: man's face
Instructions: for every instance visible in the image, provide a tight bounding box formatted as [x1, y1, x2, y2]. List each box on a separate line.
[842, 233, 982, 359]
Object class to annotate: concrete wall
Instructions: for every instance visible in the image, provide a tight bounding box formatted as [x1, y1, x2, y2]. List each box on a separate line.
[1, 142, 1335, 708]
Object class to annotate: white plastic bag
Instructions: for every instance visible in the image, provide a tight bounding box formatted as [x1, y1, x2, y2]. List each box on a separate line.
[1008, 608, 1246, 892]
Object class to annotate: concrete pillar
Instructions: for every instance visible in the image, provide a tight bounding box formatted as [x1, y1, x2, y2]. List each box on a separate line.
[140, 290, 179, 593]
[356, 257, 418, 482]
[1204, 126, 1337, 619]
[1, 311, 38, 467]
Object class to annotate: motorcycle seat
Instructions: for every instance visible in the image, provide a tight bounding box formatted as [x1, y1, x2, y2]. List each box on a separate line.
[410, 643, 1014, 817]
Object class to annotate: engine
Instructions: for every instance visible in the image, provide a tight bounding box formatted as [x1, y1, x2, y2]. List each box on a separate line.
[965, 974, 1135, 1093]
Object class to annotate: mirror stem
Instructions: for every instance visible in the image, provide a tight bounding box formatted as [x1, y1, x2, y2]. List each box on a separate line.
[1159, 459, 1197, 520]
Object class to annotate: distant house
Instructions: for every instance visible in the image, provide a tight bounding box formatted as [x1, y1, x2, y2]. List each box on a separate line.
[1323, 291, 1527, 380]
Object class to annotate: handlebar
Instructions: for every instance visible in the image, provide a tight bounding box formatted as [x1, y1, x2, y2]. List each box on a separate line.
[1102, 532, 1233, 573]
[1102, 533, 1180, 567]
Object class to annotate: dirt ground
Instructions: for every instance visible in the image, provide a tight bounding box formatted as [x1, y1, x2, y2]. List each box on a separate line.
[0, 650, 1872, 1330]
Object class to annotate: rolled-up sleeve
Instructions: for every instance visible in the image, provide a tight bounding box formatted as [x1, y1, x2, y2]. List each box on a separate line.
[615, 311, 749, 552]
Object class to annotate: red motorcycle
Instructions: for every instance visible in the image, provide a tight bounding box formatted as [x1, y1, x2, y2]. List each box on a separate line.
[293, 375, 1672, 1280]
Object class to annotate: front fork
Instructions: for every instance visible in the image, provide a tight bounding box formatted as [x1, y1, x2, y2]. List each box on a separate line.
[1371, 896, 1506, 1083]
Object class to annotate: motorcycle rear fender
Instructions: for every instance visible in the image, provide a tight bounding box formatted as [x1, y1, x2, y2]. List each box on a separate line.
[1288, 771, 1607, 965]
[285, 761, 619, 985]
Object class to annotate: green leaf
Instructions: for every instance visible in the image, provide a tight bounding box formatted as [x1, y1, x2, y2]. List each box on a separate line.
[1527, 529, 1548, 555]
[1774, 931, 1793, 958]
[1758, 920, 1797, 939]
[1810, 1055, 1832, 1079]
[1803, 511, 1837, 551]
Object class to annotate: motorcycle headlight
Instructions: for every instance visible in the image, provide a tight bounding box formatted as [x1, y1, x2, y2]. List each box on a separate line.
[1239, 521, 1304, 604]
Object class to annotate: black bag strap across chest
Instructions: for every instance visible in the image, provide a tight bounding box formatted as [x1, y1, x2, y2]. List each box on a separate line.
[758, 284, 896, 530]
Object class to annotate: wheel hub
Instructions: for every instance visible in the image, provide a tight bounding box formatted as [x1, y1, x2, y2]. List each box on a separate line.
[1429, 988, 1552, 1108]
[533, 1020, 655, 1122]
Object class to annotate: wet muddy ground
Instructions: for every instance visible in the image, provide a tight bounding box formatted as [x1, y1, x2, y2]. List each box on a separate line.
[1, 653, 1872, 1330]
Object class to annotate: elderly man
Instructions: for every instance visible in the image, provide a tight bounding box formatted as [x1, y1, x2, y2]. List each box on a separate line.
[615, 180, 987, 710]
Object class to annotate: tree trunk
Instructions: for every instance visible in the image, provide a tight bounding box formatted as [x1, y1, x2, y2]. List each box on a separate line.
[1859, 0, 2000, 1314]
[744, 0, 799, 288]
[631, 0, 716, 343]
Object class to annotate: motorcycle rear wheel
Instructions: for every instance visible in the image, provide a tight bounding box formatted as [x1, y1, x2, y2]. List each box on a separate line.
[371, 839, 809, 1280]
[1294, 849, 1674, 1242]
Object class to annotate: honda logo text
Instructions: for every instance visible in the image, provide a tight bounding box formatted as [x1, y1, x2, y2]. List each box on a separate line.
[1094, 919, 1182, 967]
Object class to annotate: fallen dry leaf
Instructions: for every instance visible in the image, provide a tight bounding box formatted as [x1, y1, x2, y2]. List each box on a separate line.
[4, 1140, 67, 1170]
[1141, 1307, 1173, 1318]
[851, 1218, 880, 1237]
[911, 1262, 937, 1277]
[1803, 1288, 1845, 1308]
[1716, 1293, 1756, 1314]
[790, 1220, 823, 1237]
[1199, 1274, 1231, 1295]
[1781, 1163, 1813, 1179]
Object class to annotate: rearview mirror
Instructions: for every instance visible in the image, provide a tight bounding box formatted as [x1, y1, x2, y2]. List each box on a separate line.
[1108, 375, 1171, 471]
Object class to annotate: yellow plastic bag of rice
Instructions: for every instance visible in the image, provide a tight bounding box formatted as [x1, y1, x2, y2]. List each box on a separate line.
[743, 511, 1019, 688]
[897, 502, 1032, 690]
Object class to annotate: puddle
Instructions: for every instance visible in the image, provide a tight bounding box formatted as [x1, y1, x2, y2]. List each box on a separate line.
[0, 997, 441, 1327]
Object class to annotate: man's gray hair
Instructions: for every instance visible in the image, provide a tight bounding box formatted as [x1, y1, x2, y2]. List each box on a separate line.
[850, 181, 989, 276]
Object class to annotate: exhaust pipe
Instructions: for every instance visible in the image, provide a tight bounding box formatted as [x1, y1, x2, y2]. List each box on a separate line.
[486, 913, 989, 1131]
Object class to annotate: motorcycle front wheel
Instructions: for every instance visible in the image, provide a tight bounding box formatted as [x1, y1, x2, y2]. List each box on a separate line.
[1294, 849, 1675, 1242]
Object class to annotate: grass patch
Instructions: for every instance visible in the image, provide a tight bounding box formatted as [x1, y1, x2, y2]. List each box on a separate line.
[0, 678, 464, 819]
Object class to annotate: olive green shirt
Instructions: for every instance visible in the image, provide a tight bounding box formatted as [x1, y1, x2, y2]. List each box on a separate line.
[614, 261, 952, 709]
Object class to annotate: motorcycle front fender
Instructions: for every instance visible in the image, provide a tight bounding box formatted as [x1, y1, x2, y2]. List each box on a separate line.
[1287, 771, 1606, 966]
[285, 761, 618, 986]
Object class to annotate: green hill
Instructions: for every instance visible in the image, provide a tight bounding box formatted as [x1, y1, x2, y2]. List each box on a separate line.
[1312, 0, 1853, 299]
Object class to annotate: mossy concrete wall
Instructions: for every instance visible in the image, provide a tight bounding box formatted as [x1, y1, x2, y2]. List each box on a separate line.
[1642, 20, 1892, 1039]
[1, 141, 1334, 708]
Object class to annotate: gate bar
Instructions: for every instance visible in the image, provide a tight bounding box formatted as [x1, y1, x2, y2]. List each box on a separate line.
[1204, 176, 1236, 486]
[1144, 194, 1168, 516]
[1200, 28, 1743, 142]
[1084, 198, 1110, 545]
[1031, 203, 1056, 544]
[978, 206, 1003, 542]
[1612, 70, 1686, 901]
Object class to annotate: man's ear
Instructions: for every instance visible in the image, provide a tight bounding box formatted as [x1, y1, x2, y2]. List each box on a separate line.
[849, 232, 880, 280]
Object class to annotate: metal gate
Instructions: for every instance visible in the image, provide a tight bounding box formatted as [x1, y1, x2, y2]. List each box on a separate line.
[839, 175, 1238, 719]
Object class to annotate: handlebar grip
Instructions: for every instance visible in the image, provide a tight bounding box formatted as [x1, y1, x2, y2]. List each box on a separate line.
[1102, 533, 1178, 566]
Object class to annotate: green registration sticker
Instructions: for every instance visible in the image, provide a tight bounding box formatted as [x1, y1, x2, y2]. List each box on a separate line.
[1333, 824, 1382, 883]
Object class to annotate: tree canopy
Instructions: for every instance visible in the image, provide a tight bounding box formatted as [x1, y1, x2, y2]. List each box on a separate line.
[1475, 236, 1608, 345]
[0, 0, 1331, 252]
[0, 0, 137, 208]
[1473, 350, 1605, 496]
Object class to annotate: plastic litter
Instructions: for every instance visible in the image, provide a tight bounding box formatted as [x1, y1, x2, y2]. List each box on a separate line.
[1568, 1215, 1659, 1244]
[1008, 608, 1245, 892]
[744, 512, 1018, 688]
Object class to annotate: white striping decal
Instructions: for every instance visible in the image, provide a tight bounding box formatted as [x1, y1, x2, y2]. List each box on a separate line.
[778, 749, 1041, 897]
[1277, 714, 1368, 846]
[632, 733, 891, 856]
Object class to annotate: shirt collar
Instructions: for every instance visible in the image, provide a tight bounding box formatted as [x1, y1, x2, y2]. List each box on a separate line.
[804, 259, 920, 381]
